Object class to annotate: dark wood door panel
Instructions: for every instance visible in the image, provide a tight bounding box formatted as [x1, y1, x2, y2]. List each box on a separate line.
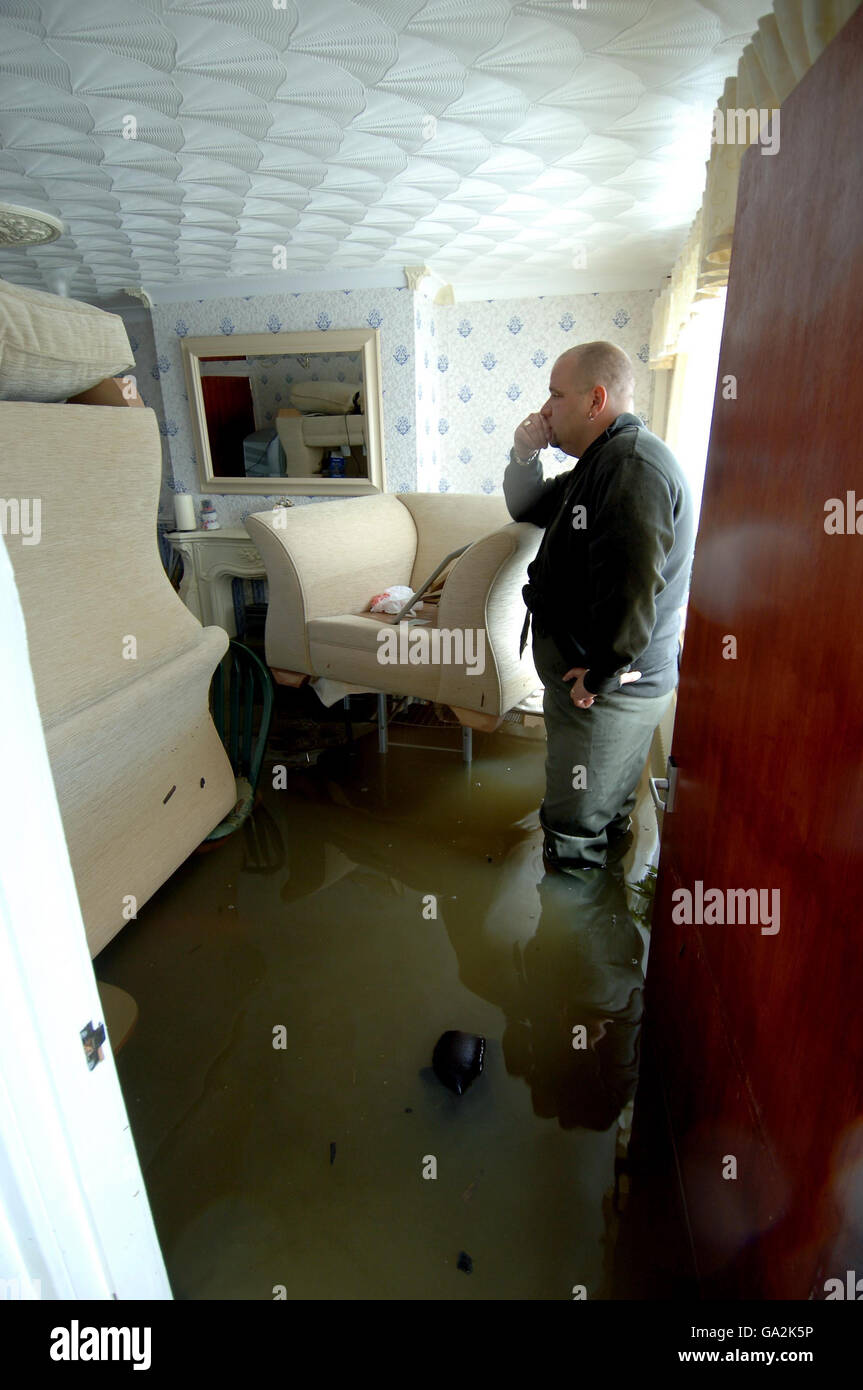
[646, 901, 785, 1296]
[646, 5, 863, 1299]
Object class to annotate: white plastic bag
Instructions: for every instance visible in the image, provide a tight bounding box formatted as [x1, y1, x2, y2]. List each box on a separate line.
[369, 585, 420, 616]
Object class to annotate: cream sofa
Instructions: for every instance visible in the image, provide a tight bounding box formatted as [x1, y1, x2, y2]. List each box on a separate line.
[275, 410, 367, 476]
[245, 491, 541, 730]
[0, 279, 236, 958]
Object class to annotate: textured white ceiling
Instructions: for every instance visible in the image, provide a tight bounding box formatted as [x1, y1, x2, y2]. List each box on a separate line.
[0, 0, 767, 302]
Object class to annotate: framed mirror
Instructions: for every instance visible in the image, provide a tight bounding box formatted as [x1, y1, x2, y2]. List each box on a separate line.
[180, 328, 386, 495]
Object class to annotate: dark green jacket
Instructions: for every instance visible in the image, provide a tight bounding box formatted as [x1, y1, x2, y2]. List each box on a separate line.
[503, 413, 694, 697]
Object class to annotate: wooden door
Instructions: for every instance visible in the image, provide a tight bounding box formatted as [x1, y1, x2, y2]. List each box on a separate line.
[644, 7, 863, 1300]
[201, 373, 255, 476]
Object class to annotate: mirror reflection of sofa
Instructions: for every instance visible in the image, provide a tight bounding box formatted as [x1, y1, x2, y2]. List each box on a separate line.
[257, 380, 367, 479]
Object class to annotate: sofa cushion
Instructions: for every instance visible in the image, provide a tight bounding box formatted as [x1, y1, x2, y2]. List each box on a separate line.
[0, 278, 133, 402]
[308, 612, 444, 699]
[289, 380, 362, 414]
[308, 612, 393, 652]
[300, 414, 366, 445]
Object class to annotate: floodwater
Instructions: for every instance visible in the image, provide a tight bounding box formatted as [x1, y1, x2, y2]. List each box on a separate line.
[98, 714, 683, 1300]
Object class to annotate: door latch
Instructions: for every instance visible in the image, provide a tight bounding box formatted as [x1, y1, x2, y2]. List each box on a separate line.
[80, 1019, 106, 1070]
[649, 755, 678, 814]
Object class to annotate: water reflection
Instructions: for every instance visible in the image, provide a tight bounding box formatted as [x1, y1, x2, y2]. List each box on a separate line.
[501, 869, 644, 1130]
[276, 754, 644, 1134]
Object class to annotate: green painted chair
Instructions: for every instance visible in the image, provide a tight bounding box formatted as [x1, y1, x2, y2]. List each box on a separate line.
[205, 639, 274, 841]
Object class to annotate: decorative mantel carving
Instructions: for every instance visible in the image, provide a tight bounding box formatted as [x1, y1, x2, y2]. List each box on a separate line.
[166, 527, 267, 636]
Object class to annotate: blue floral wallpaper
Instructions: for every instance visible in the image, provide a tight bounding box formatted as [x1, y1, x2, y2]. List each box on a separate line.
[425, 290, 656, 494]
[413, 294, 441, 497]
[122, 284, 656, 529]
[117, 303, 171, 490]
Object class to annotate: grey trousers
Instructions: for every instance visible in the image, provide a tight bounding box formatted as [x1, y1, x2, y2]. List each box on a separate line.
[532, 630, 673, 871]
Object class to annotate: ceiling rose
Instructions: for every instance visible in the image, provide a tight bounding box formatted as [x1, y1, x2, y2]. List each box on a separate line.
[0, 203, 64, 248]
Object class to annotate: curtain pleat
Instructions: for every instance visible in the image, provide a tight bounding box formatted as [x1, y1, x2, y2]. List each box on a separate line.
[649, 0, 860, 367]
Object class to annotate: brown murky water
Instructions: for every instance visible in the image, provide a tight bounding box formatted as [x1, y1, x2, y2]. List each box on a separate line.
[98, 716, 673, 1300]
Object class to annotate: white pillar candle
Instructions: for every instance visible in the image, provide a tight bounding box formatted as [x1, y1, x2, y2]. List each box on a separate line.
[174, 493, 196, 531]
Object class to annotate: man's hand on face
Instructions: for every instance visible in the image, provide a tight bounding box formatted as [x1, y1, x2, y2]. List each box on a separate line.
[562, 667, 643, 709]
[513, 411, 552, 461]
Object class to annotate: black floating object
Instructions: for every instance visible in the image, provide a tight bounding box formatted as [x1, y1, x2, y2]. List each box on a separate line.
[329, 1142, 336, 1166]
[457, 1251, 473, 1274]
[432, 1031, 486, 1096]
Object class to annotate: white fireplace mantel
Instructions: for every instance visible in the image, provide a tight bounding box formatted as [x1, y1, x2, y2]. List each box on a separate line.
[166, 527, 266, 636]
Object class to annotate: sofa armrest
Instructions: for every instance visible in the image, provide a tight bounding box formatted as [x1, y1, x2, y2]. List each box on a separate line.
[274, 413, 324, 476]
[435, 521, 541, 714]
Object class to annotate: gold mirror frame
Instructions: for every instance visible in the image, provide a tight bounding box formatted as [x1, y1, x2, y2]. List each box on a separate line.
[180, 327, 387, 496]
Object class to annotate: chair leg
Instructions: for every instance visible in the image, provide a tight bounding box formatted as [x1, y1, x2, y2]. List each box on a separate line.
[377, 692, 388, 753]
[462, 724, 472, 765]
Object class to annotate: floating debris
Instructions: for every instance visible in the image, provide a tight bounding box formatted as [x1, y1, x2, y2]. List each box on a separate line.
[432, 1031, 486, 1096]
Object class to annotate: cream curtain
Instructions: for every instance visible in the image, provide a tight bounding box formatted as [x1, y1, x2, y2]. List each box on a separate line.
[649, 0, 860, 368]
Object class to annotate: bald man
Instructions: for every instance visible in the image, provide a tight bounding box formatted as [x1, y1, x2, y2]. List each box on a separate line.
[504, 341, 694, 873]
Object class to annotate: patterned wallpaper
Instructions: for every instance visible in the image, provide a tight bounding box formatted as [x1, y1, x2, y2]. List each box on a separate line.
[116, 304, 178, 570]
[118, 303, 169, 473]
[413, 292, 441, 496]
[427, 290, 657, 494]
[123, 284, 656, 528]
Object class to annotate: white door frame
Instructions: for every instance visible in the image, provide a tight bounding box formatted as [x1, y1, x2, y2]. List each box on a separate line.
[0, 535, 171, 1300]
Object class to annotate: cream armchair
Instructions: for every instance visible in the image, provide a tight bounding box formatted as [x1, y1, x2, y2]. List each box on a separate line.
[244, 492, 541, 746]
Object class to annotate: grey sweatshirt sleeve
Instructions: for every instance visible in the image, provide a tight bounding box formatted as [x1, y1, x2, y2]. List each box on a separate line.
[503, 449, 570, 527]
[580, 458, 677, 694]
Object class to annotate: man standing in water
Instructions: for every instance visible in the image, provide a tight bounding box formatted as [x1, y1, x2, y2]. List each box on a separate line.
[504, 341, 694, 872]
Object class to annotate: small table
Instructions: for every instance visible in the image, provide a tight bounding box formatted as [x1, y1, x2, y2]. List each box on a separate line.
[167, 527, 266, 636]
